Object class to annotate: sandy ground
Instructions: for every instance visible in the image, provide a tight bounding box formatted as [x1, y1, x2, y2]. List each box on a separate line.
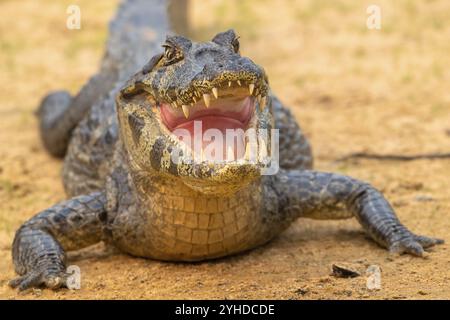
[0, 0, 449, 300]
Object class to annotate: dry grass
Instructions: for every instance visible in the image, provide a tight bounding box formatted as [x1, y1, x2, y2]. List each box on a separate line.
[0, 0, 449, 299]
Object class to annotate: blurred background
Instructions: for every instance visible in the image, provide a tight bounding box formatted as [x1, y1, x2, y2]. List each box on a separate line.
[0, 0, 448, 299]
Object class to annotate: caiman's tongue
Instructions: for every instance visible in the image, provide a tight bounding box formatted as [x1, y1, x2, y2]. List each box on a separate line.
[160, 95, 255, 159]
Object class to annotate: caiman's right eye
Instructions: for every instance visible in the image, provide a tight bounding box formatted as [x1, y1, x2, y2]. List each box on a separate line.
[231, 36, 240, 54]
[162, 43, 183, 65]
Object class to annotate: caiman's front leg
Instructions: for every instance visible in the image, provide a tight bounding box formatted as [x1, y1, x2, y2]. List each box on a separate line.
[10, 191, 107, 290]
[268, 170, 443, 256]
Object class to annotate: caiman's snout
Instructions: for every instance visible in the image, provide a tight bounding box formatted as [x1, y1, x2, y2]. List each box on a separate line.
[197, 55, 267, 82]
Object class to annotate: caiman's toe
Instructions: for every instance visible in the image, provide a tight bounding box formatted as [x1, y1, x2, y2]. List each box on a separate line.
[9, 275, 27, 289]
[9, 273, 42, 291]
[389, 234, 444, 258]
[414, 235, 444, 248]
[389, 240, 424, 257]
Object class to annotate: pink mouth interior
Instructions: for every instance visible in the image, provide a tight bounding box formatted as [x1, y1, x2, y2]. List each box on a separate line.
[160, 96, 255, 160]
[160, 96, 253, 134]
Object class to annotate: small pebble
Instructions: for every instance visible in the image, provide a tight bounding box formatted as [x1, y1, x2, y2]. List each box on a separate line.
[294, 287, 309, 295]
[418, 291, 428, 295]
[331, 263, 361, 278]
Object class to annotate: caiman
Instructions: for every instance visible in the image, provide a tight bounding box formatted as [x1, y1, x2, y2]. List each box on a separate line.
[10, 0, 443, 290]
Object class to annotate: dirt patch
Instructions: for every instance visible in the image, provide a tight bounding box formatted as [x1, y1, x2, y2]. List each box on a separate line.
[0, 0, 449, 299]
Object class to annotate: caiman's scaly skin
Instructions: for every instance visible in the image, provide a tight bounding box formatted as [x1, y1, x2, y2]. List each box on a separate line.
[11, 0, 443, 290]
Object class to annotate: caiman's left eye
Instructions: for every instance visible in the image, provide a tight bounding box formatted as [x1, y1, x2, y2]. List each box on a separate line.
[231, 37, 240, 53]
[164, 45, 174, 60]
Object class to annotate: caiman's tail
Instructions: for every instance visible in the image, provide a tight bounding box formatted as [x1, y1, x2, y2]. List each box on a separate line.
[104, 0, 181, 78]
[38, 0, 187, 157]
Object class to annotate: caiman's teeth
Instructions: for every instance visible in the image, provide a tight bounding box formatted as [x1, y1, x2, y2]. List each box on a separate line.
[249, 83, 255, 95]
[181, 105, 190, 118]
[237, 80, 242, 86]
[259, 141, 268, 161]
[227, 145, 235, 161]
[228, 81, 232, 87]
[260, 96, 267, 110]
[212, 87, 219, 99]
[171, 102, 178, 109]
[203, 93, 211, 108]
[244, 142, 251, 160]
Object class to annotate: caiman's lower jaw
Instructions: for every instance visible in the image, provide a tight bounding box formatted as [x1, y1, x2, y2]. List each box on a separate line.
[159, 85, 268, 161]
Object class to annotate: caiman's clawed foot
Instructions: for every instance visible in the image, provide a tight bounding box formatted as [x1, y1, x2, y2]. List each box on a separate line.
[10, 192, 106, 291]
[389, 234, 444, 257]
[10, 269, 67, 291]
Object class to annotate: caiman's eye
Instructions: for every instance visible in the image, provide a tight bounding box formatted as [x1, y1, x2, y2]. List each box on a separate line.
[164, 45, 175, 60]
[231, 36, 240, 54]
[162, 43, 183, 65]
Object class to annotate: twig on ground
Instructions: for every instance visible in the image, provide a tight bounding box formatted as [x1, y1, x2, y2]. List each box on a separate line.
[335, 152, 450, 162]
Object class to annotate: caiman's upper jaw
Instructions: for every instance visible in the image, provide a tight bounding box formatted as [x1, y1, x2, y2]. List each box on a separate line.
[168, 75, 268, 110]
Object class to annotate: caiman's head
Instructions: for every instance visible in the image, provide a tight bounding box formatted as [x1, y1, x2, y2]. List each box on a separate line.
[116, 30, 275, 195]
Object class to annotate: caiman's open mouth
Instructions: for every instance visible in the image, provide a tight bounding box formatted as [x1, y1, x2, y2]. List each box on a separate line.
[160, 88, 256, 134]
[158, 81, 268, 160]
